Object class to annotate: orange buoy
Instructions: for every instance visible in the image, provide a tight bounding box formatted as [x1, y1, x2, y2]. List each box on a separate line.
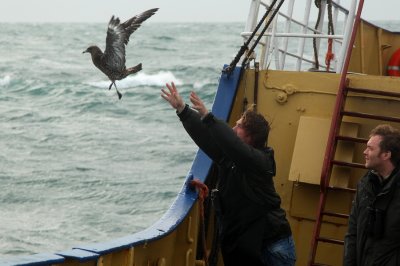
[387, 48, 400, 76]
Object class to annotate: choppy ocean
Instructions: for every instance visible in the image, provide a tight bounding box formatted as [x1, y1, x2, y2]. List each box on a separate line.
[0, 22, 244, 258]
[1, 19, 399, 259]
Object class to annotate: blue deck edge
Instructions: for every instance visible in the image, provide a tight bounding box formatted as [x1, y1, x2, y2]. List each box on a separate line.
[0, 66, 242, 265]
[0, 254, 65, 266]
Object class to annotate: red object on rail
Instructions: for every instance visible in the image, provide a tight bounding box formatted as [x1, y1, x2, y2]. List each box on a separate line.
[325, 38, 335, 71]
[387, 48, 400, 76]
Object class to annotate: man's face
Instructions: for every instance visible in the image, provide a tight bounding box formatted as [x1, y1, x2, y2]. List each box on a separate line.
[233, 117, 252, 145]
[364, 135, 386, 170]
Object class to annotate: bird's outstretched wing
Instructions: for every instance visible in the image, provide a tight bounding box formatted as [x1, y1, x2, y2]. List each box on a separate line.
[121, 8, 158, 45]
[104, 8, 158, 72]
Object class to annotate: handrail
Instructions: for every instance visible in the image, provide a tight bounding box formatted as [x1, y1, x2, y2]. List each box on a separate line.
[241, 32, 344, 39]
[242, 0, 358, 72]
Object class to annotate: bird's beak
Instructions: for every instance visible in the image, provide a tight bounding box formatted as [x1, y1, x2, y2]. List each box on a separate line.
[82, 50, 87, 54]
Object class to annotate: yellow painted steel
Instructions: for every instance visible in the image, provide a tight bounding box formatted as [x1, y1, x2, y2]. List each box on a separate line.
[227, 69, 400, 266]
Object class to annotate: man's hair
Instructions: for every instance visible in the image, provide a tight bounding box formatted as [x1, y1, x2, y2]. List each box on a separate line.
[370, 124, 400, 166]
[241, 110, 270, 149]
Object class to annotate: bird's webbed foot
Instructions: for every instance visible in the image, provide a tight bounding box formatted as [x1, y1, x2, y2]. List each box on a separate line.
[108, 81, 122, 100]
[116, 90, 122, 100]
[113, 82, 122, 100]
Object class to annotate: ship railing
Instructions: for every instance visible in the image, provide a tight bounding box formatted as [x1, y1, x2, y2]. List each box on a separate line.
[242, 0, 358, 73]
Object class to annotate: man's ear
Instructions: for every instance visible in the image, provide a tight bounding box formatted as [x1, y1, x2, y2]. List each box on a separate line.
[382, 150, 392, 161]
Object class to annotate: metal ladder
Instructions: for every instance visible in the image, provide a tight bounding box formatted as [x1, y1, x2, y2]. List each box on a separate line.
[307, 0, 360, 265]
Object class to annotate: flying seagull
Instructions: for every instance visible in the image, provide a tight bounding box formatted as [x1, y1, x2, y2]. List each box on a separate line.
[83, 8, 158, 99]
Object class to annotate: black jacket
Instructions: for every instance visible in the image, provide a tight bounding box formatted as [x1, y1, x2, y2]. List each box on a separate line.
[344, 167, 400, 266]
[178, 106, 292, 265]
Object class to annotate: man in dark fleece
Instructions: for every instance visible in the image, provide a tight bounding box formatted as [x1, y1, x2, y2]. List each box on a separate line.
[344, 124, 400, 266]
[161, 82, 295, 266]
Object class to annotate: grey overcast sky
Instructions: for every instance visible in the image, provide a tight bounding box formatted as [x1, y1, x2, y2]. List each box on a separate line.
[0, 0, 399, 23]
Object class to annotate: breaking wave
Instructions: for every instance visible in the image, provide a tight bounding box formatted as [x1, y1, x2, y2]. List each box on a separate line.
[0, 75, 11, 86]
[87, 71, 183, 89]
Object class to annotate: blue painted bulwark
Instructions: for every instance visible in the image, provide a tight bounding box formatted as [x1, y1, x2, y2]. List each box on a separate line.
[212, 65, 243, 121]
[0, 66, 242, 265]
[56, 249, 99, 262]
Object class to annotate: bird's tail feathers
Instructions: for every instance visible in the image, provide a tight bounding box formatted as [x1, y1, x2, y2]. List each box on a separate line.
[126, 63, 142, 76]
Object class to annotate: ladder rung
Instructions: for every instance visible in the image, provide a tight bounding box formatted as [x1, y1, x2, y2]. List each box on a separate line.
[336, 135, 367, 143]
[310, 263, 331, 266]
[322, 211, 349, 219]
[317, 237, 344, 245]
[347, 87, 400, 98]
[331, 160, 365, 169]
[327, 186, 356, 193]
[342, 111, 400, 123]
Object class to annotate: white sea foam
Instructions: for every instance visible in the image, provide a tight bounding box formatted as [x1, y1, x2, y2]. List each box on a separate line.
[87, 71, 183, 89]
[193, 79, 217, 89]
[0, 75, 11, 86]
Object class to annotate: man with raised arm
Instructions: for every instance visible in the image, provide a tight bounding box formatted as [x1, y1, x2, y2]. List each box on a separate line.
[161, 82, 295, 266]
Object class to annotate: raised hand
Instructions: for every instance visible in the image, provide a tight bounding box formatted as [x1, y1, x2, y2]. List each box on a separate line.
[161, 82, 185, 113]
[190, 91, 209, 118]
